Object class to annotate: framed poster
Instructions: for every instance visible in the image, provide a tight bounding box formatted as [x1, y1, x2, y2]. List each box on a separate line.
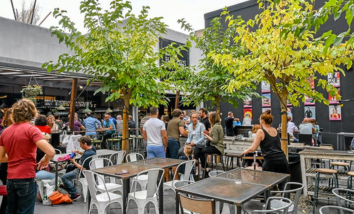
[328, 72, 340, 87]
[329, 105, 342, 121]
[243, 96, 252, 108]
[243, 108, 253, 120]
[262, 93, 271, 107]
[261, 81, 271, 93]
[304, 95, 315, 105]
[304, 106, 316, 119]
[308, 76, 315, 89]
[262, 108, 271, 113]
[329, 88, 340, 104]
[287, 107, 293, 120]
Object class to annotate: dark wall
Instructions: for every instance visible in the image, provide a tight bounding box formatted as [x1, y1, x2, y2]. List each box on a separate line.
[204, 0, 354, 148]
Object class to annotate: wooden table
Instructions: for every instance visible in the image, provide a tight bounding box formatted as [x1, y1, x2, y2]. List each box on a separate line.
[176, 168, 289, 214]
[93, 163, 154, 214]
[299, 149, 354, 197]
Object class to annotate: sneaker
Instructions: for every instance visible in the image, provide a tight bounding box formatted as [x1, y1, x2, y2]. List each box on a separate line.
[70, 193, 81, 201]
[59, 184, 68, 192]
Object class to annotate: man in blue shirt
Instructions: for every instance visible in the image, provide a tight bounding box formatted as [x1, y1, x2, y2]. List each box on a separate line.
[60, 136, 96, 200]
[83, 112, 102, 137]
[101, 113, 116, 149]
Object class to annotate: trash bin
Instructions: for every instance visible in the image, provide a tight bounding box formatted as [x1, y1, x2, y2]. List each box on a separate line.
[288, 153, 302, 186]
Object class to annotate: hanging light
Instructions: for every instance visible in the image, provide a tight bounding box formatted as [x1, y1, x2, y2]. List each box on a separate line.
[82, 103, 92, 113]
[106, 107, 113, 113]
[57, 105, 66, 110]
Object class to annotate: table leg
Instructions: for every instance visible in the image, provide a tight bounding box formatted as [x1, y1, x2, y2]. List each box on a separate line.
[123, 178, 130, 214]
[159, 178, 163, 214]
[54, 162, 58, 191]
[175, 190, 179, 214]
[236, 205, 241, 214]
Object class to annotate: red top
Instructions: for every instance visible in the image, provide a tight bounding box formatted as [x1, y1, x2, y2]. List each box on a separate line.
[0, 123, 44, 179]
[35, 125, 52, 134]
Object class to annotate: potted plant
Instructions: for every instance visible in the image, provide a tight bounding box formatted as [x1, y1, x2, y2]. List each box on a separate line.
[21, 85, 43, 105]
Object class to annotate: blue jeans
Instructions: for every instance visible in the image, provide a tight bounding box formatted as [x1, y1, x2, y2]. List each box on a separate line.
[61, 168, 78, 195]
[167, 138, 180, 159]
[6, 178, 37, 214]
[147, 145, 166, 158]
[36, 170, 55, 180]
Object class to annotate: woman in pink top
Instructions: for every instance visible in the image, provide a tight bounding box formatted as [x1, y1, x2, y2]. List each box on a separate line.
[0, 99, 55, 214]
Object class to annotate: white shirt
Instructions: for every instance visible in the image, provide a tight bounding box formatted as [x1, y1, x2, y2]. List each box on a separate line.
[143, 118, 165, 146]
[299, 123, 313, 134]
[287, 121, 298, 135]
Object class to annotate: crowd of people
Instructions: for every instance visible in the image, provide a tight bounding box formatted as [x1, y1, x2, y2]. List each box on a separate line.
[0, 98, 294, 213]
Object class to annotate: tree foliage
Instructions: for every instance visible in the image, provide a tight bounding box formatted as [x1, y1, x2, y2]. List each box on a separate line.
[211, 0, 354, 155]
[178, 16, 258, 113]
[42, 0, 186, 152]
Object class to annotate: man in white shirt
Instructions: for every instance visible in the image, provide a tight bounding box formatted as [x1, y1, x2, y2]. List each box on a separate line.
[299, 118, 313, 134]
[287, 116, 298, 135]
[142, 107, 167, 158]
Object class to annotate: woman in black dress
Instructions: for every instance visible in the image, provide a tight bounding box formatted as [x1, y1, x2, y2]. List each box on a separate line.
[242, 110, 290, 174]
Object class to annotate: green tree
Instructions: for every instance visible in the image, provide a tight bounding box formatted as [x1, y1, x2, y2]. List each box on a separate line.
[212, 0, 354, 156]
[43, 0, 185, 152]
[178, 17, 258, 114]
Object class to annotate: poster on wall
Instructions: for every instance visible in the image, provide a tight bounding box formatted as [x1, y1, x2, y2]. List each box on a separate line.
[243, 108, 253, 120]
[304, 106, 316, 119]
[261, 81, 271, 93]
[262, 93, 271, 107]
[308, 76, 315, 89]
[328, 72, 340, 87]
[262, 108, 271, 113]
[304, 95, 315, 105]
[243, 96, 252, 108]
[329, 105, 342, 121]
[329, 88, 341, 104]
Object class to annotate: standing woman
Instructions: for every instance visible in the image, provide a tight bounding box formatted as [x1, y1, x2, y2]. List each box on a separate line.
[201, 112, 224, 176]
[0, 108, 13, 213]
[242, 110, 290, 174]
[0, 99, 55, 214]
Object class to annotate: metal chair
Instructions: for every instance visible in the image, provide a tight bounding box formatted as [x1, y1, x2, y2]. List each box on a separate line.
[298, 134, 313, 146]
[265, 182, 304, 214]
[126, 153, 148, 190]
[163, 160, 194, 193]
[107, 133, 121, 150]
[126, 168, 164, 214]
[89, 158, 123, 194]
[71, 157, 93, 203]
[319, 206, 354, 214]
[333, 188, 354, 209]
[109, 151, 126, 165]
[178, 192, 216, 214]
[252, 197, 293, 214]
[84, 170, 123, 214]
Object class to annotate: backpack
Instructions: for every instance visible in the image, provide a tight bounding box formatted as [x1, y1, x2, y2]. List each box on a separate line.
[48, 191, 72, 205]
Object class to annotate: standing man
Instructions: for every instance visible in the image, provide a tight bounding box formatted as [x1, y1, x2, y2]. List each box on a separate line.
[83, 112, 102, 137]
[199, 108, 211, 134]
[142, 107, 167, 158]
[116, 115, 123, 136]
[224, 111, 235, 136]
[54, 113, 64, 130]
[101, 113, 116, 149]
[128, 115, 136, 135]
[0, 99, 55, 214]
[60, 136, 96, 200]
[167, 109, 187, 159]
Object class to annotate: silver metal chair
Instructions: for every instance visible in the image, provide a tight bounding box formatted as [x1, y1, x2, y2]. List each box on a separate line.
[333, 188, 354, 213]
[266, 182, 304, 214]
[319, 206, 354, 214]
[253, 197, 293, 214]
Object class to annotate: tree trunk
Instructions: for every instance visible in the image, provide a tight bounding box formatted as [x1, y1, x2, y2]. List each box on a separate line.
[122, 95, 130, 153]
[69, 78, 77, 131]
[216, 95, 221, 115]
[279, 94, 288, 159]
[175, 90, 180, 109]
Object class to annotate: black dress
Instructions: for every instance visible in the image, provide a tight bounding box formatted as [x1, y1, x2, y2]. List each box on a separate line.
[260, 128, 290, 174]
